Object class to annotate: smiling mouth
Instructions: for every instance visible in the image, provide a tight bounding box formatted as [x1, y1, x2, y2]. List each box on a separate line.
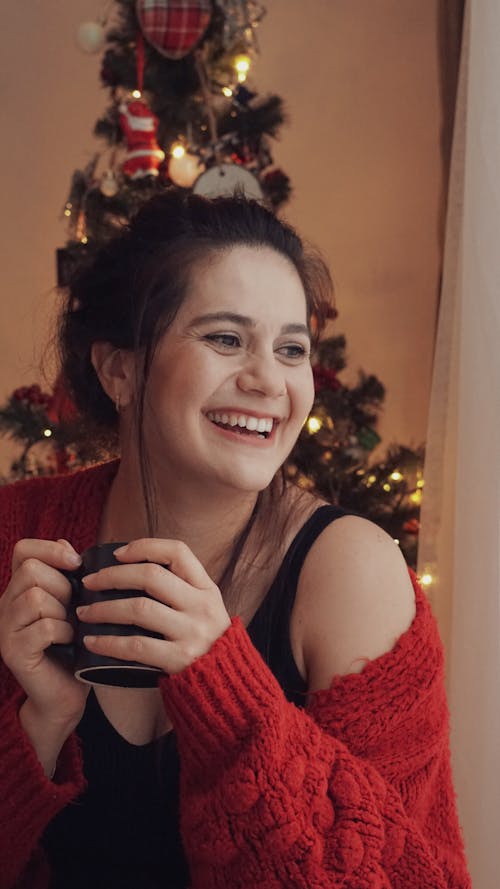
[206, 411, 275, 439]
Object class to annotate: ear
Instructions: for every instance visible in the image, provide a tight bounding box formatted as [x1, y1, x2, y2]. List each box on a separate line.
[90, 342, 136, 410]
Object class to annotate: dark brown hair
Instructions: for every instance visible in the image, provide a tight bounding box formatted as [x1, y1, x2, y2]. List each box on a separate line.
[60, 189, 334, 590]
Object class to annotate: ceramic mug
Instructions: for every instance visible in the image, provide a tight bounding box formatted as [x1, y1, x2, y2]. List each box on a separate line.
[49, 542, 163, 688]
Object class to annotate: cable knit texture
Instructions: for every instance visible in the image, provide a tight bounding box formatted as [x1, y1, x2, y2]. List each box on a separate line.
[0, 462, 471, 888]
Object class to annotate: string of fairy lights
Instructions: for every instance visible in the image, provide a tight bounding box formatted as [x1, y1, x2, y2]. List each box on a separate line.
[303, 412, 433, 590]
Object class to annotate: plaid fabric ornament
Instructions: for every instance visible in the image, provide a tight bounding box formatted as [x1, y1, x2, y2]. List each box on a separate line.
[136, 0, 212, 60]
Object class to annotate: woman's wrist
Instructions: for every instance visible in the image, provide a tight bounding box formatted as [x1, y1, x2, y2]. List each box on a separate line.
[19, 698, 78, 779]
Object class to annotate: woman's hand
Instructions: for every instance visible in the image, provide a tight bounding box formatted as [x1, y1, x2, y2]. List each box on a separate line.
[78, 539, 232, 675]
[0, 539, 90, 775]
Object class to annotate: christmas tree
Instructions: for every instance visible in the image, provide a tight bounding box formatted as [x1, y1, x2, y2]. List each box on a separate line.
[57, 0, 289, 286]
[0, 1, 424, 569]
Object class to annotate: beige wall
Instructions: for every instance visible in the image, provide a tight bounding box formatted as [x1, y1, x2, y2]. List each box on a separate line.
[0, 0, 442, 472]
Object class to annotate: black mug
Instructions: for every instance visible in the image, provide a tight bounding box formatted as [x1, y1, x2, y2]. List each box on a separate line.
[49, 542, 163, 688]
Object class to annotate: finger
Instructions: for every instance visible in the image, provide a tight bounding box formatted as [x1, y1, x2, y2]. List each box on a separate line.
[81, 562, 196, 611]
[11, 558, 75, 607]
[30, 617, 75, 649]
[76, 595, 186, 638]
[12, 539, 81, 574]
[113, 539, 212, 589]
[4, 619, 75, 667]
[82, 632, 187, 675]
[9, 587, 68, 632]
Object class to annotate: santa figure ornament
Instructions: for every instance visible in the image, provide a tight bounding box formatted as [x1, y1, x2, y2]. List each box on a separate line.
[118, 97, 165, 179]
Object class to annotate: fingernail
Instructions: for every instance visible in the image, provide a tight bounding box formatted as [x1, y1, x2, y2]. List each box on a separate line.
[76, 606, 88, 616]
[113, 545, 128, 555]
[83, 635, 96, 646]
[66, 552, 82, 567]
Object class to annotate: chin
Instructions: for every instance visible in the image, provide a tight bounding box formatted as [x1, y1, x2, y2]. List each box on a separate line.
[218, 466, 281, 495]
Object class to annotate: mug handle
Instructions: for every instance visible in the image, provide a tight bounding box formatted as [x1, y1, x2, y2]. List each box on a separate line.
[47, 568, 81, 669]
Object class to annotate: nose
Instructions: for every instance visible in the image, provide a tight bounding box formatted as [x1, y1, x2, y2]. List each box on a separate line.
[236, 351, 286, 398]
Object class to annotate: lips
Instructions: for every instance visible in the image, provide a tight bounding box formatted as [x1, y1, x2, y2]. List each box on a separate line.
[205, 410, 278, 440]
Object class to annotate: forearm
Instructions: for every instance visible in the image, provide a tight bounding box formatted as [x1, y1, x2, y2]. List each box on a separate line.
[19, 698, 79, 779]
[0, 689, 85, 889]
[161, 619, 471, 889]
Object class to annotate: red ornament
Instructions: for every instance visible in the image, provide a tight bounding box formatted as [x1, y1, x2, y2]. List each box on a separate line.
[46, 375, 78, 425]
[118, 98, 165, 179]
[136, 0, 212, 60]
[312, 365, 342, 393]
[54, 448, 70, 474]
[403, 518, 420, 535]
[13, 385, 51, 407]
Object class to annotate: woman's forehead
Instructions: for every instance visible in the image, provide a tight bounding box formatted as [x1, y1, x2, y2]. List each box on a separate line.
[181, 245, 307, 320]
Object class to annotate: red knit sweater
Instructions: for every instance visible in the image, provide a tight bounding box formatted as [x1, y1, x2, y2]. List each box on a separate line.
[0, 462, 471, 889]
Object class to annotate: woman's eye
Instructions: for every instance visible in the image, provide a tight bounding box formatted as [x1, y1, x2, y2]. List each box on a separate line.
[277, 343, 309, 360]
[204, 333, 241, 349]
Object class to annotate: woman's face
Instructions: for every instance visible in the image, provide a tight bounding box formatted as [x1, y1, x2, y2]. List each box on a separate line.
[141, 245, 315, 495]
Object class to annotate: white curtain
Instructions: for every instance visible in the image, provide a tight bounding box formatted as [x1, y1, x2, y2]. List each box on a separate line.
[418, 4, 500, 887]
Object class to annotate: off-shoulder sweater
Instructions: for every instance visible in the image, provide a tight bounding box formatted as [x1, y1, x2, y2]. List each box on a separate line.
[0, 462, 471, 888]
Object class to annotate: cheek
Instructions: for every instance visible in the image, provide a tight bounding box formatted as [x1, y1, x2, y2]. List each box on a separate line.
[293, 367, 315, 418]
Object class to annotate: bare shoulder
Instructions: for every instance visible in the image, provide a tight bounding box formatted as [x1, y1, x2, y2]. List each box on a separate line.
[291, 514, 417, 692]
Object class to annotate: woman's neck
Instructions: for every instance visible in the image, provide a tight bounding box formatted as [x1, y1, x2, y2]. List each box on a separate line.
[97, 453, 259, 581]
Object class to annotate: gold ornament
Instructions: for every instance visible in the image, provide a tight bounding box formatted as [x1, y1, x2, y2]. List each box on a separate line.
[168, 152, 205, 188]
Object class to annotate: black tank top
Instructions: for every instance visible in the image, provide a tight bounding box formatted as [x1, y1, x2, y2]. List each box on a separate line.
[41, 505, 347, 888]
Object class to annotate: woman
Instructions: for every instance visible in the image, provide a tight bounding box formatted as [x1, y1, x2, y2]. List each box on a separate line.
[0, 191, 470, 888]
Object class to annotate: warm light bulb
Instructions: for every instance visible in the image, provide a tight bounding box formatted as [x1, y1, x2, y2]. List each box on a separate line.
[409, 490, 422, 505]
[222, 86, 233, 97]
[307, 416, 322, 434]
[81, 236, 88, 244]
[43, 428, 52, 438]
[390, 470, 403, 482]
[64, 209, 72, 217]
[417, 479, 425, 489]
[420, 572, 434, 588]
[171, 143, 186, 159]
[297, 474, 314, 490]
[394, 538, 400, 546]
[234, 54, 251, 74]
[132, 89, 141, 99]
[237, 71, 247, 83]
[382, 483, 391, 492]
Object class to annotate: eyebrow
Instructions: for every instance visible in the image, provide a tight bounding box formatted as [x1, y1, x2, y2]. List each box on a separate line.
[188, 312, 311, 340]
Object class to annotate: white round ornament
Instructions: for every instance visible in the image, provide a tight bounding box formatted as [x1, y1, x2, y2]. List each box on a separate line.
[76, 21, 106, 54]
[192, 164, 263, 201]
[168, 152, 205, 188]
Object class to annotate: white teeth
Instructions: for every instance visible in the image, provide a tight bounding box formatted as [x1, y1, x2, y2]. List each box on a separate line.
[207, 411, 275, 433]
